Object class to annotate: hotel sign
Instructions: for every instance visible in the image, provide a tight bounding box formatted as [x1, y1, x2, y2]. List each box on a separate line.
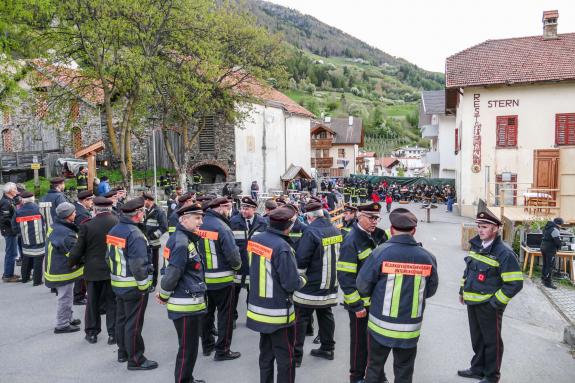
[472, 93, 481, 173]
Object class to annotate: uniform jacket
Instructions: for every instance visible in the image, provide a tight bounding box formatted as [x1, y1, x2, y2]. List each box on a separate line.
[0, 194, 17, 236]
[357, 235, 438, 348]
[541, 221, 562, 254]
[288, 218, 307, 250]
[76, 173, 88, 190]
[74, 202, 91, 226]
[69, 211, 119, 281]
[44, 219, 83, 288]
[341, 218, 356, 238]
[159, 224, 207, 320]
[168, 209, 179, 235]
[196, 209, 241, 290]
[294, 217, 341, 308]
[144, 203, 168, 248]
[12, 202, 46, 256]
[41, 189, 68, 226]
[460, 235, 523, 310]
[230, 213, 267, 282]
[337, 222, 388, 312]
[246, 228, 306, 334]
[106, 216, 153, 295]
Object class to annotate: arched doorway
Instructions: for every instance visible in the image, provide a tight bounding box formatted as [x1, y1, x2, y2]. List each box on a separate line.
[193, 164, 227, 184]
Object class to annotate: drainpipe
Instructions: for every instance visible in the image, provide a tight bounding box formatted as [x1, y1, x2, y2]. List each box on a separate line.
[262, 106, 268, 193]
[284, 112, 293, 171]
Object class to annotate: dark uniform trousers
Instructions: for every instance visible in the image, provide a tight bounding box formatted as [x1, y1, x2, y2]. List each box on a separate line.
[201, 285, 235, 355]
[85, 280, 116, 336]
[150, 247, 160, 288]
[21, 255, 43, 285]
[232, 283, 249, 321]
[294, 306, 335, 362]
[174, 315, 203, 383]
[260, 325, 296, 383]
[74, 279, 87, 303]
[365, 333, 417, 383]
[348, 310, 369, 383]
[116, 292, 149, 366]
[467, 303, 504, 382]
[541, 249, 556, 281]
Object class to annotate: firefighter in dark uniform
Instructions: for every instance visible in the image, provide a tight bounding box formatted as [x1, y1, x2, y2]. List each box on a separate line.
[293, 201, 341, 366]
[74, 190, 94, 226]
[337, 202, 389, 383]
[358, 208, 438, 383]
[167, 186, 183, 218]
[341, 204, 358, 238]
[106, 197, 158, 370]
[197, 197, 242, 361]
[13, 191, 46, 285]
[69, 196, 119, 345]
[284, 203, 307, 250]
[143, 192, 168, 289]
[540, 217, 564, 289]
[358, 182, 368, 204]
[343, 184, 351, 204]
[157, 203, 207, 383]
[41, 177, 69, 227]
[76, 166, 88, 191]
[230, 196, 267, 326]
[168, 192, 196, 236]
[246, 206, 307, 383]
[105, 189, 120, 215]
[457, 211, 523, 383]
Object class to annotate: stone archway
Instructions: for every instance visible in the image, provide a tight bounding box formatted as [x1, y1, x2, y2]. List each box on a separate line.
[191, 160, 228, 184]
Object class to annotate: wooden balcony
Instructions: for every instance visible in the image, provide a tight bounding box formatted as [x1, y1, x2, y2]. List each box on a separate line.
[356, 157, 365, 165]
[311, 157, 334, 168]
[311, 138, 333, 149]
[316, 168, 344, 177]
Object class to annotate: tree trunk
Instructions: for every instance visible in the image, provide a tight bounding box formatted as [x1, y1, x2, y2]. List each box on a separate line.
[101, 79, 120, 158]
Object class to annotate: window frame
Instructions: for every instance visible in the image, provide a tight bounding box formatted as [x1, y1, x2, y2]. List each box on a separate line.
[555, 113, 575, 146]
[495, 115, 518, 148]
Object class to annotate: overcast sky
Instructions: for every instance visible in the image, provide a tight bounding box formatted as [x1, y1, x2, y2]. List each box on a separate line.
[266, 0, 574, 73]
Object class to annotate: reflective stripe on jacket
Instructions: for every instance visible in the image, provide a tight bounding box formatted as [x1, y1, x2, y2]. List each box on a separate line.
[44, 219, 83, 288]
[246, 229, 306, 334]
[13, 202, 46, 256]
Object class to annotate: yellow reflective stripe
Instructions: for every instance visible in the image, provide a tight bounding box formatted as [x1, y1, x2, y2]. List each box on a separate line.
[463, 292, 493, 302]
[322, 235, 343, 246]
[343, 290, 361, 304]
[247, 310, 295, 324]
[362, 296, 371, 306]
[336, 261, 357, 273]
[259, 256, 266, 297]
[46, 242, 53, 274]
[115, 247, 122, 276]
[168, 226, 176, 233]
[358, 248, 372, 261]
[342, 227, 352, 232]
[411, 275, 421, 318]
[204, 238, 213, 269]
[390, 274, 403, 318]
[44, 266, 84, 282]
[460, 278, 465, 287]
[288, 233, 302, 238]
[137, 279, 152, 291]
[495, 290, 510, 305]
[385, 229, 391, 239]
[501, 271, 523, 282]
[111, 279, 138, 287]
[368, 320, 420, 340]
[167, 302, 206, 312]
[159, 291, 171, 300]
[469, 251, 500, 267]
[205, 275, 234, 284]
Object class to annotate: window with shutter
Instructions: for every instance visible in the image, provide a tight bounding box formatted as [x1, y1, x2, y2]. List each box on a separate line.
[496, 115, 518, 148]
[556, 113, 575, 146]
[454, 127, 459, 154]
[198, 116, 215, 152]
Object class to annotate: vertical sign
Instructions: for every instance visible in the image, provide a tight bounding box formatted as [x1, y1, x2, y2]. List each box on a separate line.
[472, 94, 481, 173]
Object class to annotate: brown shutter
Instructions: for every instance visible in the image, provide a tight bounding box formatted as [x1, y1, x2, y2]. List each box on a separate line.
[556, 113, 575, 145]
[507, 116, 517, 146]
[496, 116, 508, 147]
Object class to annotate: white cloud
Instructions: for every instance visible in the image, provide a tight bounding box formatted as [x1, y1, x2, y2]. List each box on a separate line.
[265, 0, 575, 72]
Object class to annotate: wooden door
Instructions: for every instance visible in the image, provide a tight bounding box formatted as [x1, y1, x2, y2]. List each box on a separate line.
[533, 149, 559, 202]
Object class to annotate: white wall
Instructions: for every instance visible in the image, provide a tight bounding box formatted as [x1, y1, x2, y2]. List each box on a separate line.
[438, 114, 456, 178]
[455, 82, 575, 217]
[235, 103, 311, 193]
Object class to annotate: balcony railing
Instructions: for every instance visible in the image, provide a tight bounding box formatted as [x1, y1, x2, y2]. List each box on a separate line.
[311, 138, 333, 149]
[311, 157, 334, 168]
[421, 124, 439, 138]
[423, 151, 440, 165]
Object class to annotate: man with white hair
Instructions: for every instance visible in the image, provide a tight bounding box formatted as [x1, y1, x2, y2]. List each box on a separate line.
[1, 182, 21, 282]
[13, 191, 46, 285]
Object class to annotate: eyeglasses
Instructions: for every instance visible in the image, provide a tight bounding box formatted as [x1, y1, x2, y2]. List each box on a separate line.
[360, 214, 380, 222]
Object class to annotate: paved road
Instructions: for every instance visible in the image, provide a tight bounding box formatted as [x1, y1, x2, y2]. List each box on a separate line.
[0, 204, 573, 382]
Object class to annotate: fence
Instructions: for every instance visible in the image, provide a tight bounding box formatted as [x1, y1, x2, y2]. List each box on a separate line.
[486, 182, 560, 217]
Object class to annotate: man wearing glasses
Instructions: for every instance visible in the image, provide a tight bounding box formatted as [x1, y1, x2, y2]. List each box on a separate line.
[337, 203, 390, 383]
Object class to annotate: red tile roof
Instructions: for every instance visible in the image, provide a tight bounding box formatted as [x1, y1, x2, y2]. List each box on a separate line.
[232, 77, 315, 118]
[376, 157, 400, 169]
[446, 33, 575, 88]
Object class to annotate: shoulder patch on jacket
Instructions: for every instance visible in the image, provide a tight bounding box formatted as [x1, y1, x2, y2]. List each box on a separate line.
[196, 229, 219, 241]
[106, 235, 126, 249]
[322, 235, 343, 246]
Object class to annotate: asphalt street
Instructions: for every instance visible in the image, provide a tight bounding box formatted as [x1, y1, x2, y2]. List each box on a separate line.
[0, 204, 573, 382]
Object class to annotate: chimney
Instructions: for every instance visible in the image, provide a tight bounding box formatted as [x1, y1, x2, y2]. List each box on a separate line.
[348, 116, 354, 126]
[542, 10, 559, 40]
[324, 116, 331, 123]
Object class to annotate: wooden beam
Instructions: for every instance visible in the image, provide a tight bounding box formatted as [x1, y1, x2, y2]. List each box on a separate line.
[75, 140, 105, 159]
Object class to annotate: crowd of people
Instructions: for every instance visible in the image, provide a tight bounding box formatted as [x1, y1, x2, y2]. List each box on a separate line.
[0, 176, 524, 383]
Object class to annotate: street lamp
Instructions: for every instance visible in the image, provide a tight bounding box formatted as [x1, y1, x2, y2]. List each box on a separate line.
[148, 115, 161, 201]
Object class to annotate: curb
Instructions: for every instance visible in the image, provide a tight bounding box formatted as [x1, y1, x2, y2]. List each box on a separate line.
[536, 281, 575, 347]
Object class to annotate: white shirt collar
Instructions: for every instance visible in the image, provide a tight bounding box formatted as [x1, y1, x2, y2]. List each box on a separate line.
[482, 239, 494, 248]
